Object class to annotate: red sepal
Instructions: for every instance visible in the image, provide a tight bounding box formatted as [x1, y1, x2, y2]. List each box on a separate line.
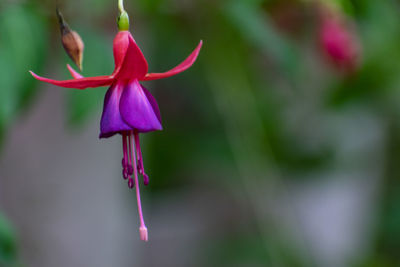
[114, 31, 148, 80]
[29, 71, 114, 89]
[67, 64, 84, 79]
[141, 40, 202, 81]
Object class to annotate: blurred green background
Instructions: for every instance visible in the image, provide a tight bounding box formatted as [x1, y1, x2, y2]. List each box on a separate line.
[1, 0, 400, 266]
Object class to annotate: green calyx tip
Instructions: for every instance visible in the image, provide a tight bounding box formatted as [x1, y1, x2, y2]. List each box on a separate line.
[117, 11, 129, 31]
[117, 0, 129, 31]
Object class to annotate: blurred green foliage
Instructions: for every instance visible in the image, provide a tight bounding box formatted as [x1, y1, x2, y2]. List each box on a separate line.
[0, 213, 18, 266]
[0, 3, 49, 145]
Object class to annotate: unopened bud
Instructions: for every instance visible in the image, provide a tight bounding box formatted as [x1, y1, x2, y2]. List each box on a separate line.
[56, 8, 84, 71]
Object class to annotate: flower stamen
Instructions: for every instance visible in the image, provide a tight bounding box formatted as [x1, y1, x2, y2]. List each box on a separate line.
[134, 131, 149, 185]
[127, 132, 135, 188]
[122, 133, 129, 180]
[130, 131, 148, 241]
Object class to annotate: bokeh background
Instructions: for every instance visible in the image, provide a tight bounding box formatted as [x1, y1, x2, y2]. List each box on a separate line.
[1, 0, 400, 266]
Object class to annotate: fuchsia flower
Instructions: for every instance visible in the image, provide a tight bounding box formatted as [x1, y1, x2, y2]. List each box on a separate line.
[29, 0, 202, 242]
[319, 6, 360, 73]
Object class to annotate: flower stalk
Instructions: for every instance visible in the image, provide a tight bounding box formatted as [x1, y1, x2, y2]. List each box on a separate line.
[118, 0, 125, 13]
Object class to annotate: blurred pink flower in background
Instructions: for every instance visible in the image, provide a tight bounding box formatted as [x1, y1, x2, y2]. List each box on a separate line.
[318, 6, 361, 73]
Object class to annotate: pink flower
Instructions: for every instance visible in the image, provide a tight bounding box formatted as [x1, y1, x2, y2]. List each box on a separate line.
[319, 9, 360, 72]
[29, 1, 202, 241]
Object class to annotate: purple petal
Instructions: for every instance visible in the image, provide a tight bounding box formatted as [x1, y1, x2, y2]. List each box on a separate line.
[100, 83, 133, 138]
[119, 80, 162, 133]
[142, 85, 162, 124]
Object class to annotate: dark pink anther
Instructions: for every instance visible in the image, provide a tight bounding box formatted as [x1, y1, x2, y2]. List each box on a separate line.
[127, 164, 134, 175]
[137, 158, 144, 175]
[29, 19, 202, 243]
[143, 174, 149, 186]
[128, 178, 135, 188]
[123, 169, 129, 180]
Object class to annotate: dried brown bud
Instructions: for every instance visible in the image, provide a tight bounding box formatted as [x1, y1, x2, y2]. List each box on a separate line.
[56, 8, 84, 70]
[61, 30, 84, 70]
